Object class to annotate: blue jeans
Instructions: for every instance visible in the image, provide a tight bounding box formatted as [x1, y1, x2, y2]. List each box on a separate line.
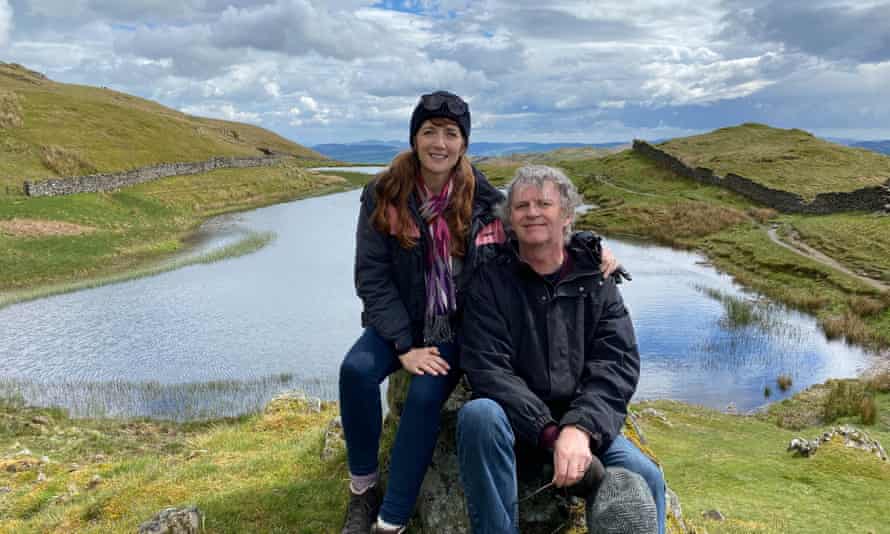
[457, 398, 666, 534]
[339, 327, 459, 526]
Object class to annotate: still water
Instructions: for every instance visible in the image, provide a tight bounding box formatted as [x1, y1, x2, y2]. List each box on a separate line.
[0, 171, 878, 419]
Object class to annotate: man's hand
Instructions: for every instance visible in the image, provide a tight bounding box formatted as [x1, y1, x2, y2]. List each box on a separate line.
[552, 425, 592, 488]
[398, 347, 450, 376]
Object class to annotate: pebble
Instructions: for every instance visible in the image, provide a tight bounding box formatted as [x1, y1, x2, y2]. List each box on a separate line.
[37, 472, 47, 483]
[88, 475, 102, 490]
[702, 509, 725, 521]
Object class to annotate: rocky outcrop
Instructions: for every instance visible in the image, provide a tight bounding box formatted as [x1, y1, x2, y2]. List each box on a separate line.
[137, 506, 203, 534]
[23, 155, 285, 197]
[787, 425, 887, 461]
[384, 371, 687, 533]
[632, 140, 890, 214]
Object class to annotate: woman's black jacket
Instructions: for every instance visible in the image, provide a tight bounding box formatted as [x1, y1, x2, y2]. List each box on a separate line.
[459, 232, 640, 456]
[354, 167, 504, 353]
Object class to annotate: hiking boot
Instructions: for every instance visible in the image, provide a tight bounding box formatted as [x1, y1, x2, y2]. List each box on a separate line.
[370, 519, 406, 534]
[341, 486, 380, 534]
[568, 455, 606, 498]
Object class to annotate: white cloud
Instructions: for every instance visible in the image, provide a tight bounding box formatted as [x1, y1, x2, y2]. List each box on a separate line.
[1, 0, 889, 143]
[0, 0, 13, 48]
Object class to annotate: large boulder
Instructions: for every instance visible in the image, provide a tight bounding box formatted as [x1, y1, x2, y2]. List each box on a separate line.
[384, 371, 685, 533]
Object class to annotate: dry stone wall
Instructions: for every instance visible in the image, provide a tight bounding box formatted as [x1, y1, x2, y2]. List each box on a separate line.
[632, 140, 890, 214]
[24, 156, 283, 197]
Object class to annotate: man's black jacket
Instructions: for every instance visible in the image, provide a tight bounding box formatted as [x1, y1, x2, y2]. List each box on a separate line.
[460, 232, 640, 455]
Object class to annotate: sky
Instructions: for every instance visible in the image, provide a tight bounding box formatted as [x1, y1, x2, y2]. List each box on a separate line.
[1, 0, 889, 146]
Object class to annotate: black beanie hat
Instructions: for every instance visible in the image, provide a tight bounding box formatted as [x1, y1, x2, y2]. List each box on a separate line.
[409, 91, 471, 148]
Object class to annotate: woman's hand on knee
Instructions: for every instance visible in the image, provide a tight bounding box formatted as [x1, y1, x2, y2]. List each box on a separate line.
[398, 347, 451, 376]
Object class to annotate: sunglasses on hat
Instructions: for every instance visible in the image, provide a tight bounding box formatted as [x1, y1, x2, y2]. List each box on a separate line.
[419, 92, 468, 116]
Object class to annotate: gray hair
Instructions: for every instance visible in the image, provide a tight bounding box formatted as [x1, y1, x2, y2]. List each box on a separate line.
[497, 165, 582, 239]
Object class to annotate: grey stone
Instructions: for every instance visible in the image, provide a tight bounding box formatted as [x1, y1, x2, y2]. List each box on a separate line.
[31, 416, 51, 426]
[138, 506, 203, 534]
[702, 509, 725, 521]
[88, 475, 102, 490]
[321, 416, 345, 461]
[0, 486, 10, 494]
[36, 472, 47, 482]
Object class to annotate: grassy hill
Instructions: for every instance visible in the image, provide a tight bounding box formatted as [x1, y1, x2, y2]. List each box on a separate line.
[654, 123, 890, 200]
[0, 62, 322, 193]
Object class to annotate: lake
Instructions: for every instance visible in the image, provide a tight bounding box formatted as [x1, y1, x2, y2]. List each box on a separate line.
[0, 169, 878, 419]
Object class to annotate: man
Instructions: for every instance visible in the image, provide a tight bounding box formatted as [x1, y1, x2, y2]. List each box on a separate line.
[457, 165, 665, 534]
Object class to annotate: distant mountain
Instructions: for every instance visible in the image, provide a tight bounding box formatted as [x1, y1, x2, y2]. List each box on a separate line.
[850, 140, 890, 156]
[312, 140, 628, 164]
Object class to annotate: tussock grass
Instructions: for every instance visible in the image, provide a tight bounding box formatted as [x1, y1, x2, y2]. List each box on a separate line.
[777, 374, 793, 392]
[656, 123, 890, 199]
[820, 312, 872, 345]
[39, 145, 97, 176]
[0, 89, 24, 128]
[822, 380, 879, 425]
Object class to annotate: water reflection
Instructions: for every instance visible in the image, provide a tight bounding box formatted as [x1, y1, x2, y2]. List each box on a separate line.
[0, 182, 879, 419]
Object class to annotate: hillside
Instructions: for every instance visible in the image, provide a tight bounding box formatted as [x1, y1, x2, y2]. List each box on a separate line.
[653, 123, 890, 199]
[0, 62, 323, 193]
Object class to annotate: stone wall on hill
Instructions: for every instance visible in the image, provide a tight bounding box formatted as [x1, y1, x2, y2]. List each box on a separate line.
[23, 156, 283, 197]
[632, 140, 890, 214]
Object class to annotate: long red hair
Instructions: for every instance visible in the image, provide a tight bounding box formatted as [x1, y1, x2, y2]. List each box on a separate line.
[371, 120, 475, 256]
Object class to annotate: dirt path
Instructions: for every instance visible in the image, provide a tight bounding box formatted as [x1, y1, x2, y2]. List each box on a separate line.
[767, 225, 889, 292]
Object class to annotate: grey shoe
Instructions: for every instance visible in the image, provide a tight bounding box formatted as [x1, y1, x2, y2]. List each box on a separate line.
[341, 486, 380, 534]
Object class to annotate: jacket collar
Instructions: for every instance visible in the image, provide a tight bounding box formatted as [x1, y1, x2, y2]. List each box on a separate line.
[505, 231, 603, 279]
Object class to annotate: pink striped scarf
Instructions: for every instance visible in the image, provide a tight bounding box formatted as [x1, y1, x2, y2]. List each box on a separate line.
[417, 176, 456, 344]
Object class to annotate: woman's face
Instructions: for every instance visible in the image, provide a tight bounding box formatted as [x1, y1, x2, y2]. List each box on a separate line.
[414, 119, 466, 181]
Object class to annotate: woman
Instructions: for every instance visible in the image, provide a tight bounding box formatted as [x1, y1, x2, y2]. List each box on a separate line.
[339, 91, 615, 534]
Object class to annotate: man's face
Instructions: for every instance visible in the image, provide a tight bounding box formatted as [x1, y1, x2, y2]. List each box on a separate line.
[509, 181, 572, 249]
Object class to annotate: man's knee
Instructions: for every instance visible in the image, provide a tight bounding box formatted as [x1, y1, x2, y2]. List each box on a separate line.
[458, 399, 513, 447]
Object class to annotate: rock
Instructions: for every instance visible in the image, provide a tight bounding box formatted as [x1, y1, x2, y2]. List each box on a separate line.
[88, 475, 102, 490]
[383, 373, 681, 533]
[31, 415, 51, 426]
[0, 486, 10, 494]
[40, 456, 50, 464]
[68, 463, 80, 472]
[186, 450, 208, 460]
[3, 458, 37, 472]
[791, 426, 887, 461]
[15, 448, 32, 457]
[638, 407, 672, 428]
[321, 416, 345, 461]
[93, 453, 107, 462]
[702, 509, 725, 521]
[37, 472, 47, 482]
[138, 506, 203, 534]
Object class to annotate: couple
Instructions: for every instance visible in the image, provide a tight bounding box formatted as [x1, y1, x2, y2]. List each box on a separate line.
[339, 91, 665, 534]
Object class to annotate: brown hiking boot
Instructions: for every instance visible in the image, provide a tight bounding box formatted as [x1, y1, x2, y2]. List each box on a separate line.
[341, 486, 380, 534]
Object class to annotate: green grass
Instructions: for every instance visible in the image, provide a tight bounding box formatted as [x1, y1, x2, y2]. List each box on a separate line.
[0, 395, 349, 533]
[786, 213, 890, 283]
[643, 394, 890, 533]
[655, 123, 890, 199]
[2, 384, 888, 533]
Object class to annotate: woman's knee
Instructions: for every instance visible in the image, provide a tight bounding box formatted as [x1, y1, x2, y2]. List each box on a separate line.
[339, 349, 380, 387]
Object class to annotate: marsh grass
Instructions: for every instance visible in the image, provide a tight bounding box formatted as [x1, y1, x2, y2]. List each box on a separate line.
[0, 373, 338, 421]
[697, 286, 781, 331]
[0, 230, 274, 310]
[822, 379, 879, 425]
